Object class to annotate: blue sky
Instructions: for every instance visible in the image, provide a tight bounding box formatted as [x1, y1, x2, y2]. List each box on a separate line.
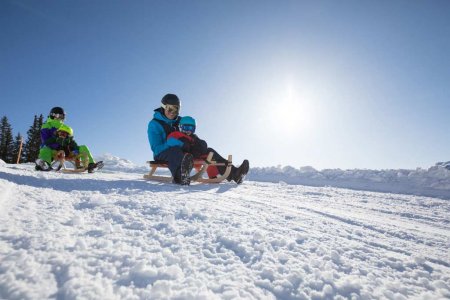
[1, 0, 450, 169]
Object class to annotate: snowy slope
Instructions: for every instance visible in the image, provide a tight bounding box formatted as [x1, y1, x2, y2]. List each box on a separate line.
[1, 158, 450, 299]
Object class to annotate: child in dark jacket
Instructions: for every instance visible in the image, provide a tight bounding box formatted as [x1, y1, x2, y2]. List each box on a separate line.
[45, 124, 80, 157]
[167, 116, 249, 183]
[167, 116, 208, 158]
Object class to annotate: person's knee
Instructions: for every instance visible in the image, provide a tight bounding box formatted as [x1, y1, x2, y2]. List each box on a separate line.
[157, 147, 185, 175]
[158, 147, 184, 161]
[78, 145, 90, 153]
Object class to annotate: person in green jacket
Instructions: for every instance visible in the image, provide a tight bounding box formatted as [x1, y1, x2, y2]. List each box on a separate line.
[35, 107, 103, 172]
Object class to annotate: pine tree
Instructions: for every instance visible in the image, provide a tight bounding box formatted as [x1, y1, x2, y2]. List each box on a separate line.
[0, 116, 4, 161]
[24, 114, 43, 162]
[12, 133, 24, 163]
[0, 116, 15, 163]
[38, 114, 44, 132]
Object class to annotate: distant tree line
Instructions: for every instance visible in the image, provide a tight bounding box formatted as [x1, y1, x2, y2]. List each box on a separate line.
[0, 115, 43, 163]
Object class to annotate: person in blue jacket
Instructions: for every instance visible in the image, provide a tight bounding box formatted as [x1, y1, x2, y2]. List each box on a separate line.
[147, 94, 194, 185]
[148, 94, 249, 185]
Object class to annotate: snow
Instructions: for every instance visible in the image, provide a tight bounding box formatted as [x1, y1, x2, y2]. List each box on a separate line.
[1, 155, 450, 299]
[249, 163, 450, 200]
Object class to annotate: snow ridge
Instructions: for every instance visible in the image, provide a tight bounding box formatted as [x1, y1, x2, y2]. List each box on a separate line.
[248, 164, 450, 200]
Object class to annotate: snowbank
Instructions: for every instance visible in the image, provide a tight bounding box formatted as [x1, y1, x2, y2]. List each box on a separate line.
[248, 163, 450, 200]
[94, 153, 150, 174]
[5, 153, 450, 199]
[92, 154, 450, 199]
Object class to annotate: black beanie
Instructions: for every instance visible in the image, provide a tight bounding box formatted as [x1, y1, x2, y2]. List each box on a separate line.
[161, 94, 180, 106]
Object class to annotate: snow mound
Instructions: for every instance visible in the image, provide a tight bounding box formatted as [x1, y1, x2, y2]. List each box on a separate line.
[95, 153, 149, 173]
[248, 163, 450, 199]
[436, 161, 450, 170]
[2, 154, 450, 199]
[88, 155, 450, 199]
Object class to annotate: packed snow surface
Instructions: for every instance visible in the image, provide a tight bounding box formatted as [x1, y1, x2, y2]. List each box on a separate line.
[1, 155, 450, 299]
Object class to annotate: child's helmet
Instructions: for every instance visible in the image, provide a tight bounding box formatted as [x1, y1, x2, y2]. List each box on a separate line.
[180, 116, 196, 133]
[57, 124, 73, 136]
[49, 107, 65, 119]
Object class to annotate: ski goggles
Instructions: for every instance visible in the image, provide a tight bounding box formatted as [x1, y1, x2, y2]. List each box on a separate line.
[162, 104, 179, 114]
[50, 113, 65, 120]
[180, 124, 195, 133]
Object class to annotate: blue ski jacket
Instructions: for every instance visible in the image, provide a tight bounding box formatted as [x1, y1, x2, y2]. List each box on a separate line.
[147, 108, 183, 157]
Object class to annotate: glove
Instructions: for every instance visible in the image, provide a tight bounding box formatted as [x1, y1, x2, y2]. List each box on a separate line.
[167, 137, 183, 147]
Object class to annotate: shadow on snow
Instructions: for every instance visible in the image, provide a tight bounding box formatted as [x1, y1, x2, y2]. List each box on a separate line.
[0, 170, 237, 195]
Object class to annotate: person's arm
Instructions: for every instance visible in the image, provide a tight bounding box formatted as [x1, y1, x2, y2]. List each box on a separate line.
[40, 119, 62, 144]
[68, 138, 80, 155]
[44, 136, 61, 149]
[191, 135, 208, 155]
[167, 132, 193, 152]
[148, 120, 183, 156]
[40, 128, 53, 144]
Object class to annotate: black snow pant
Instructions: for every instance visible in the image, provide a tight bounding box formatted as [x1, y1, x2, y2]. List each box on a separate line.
[205, 147, 234, 176]
[155, 147, 185, 182]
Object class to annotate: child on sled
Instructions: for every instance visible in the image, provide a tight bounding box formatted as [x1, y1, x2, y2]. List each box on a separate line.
[36, 124, 103, 173]
[167, 116, 249, 184]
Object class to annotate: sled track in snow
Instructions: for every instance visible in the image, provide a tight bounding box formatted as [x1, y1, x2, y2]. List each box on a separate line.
[204, 183, 450, 269]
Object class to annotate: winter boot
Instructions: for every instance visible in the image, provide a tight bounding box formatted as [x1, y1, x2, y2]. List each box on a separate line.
[35, 158, 52, 171]
[87, 161, 104, 173]
[226, 166, 237, 182]
[228, 159, 249, 184]
[179, 153, 194, 185]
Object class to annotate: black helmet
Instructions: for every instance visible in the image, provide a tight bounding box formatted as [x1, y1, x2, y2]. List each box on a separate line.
[161, 94, 180, 106]
[49, 107, 65, 119]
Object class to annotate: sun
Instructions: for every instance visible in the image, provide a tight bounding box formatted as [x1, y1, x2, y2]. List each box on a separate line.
[262, 84, 316, 136]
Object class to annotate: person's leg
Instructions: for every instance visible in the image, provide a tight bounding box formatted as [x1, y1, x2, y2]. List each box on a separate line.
[179, 153, 193, 185]
[73, 152, 89, 169]
[35, 147, 56, 170]
[155, 147, 186, 183]
[206, 165, 220, 178]
[38, 146, 54, 164]
[78, 145, 95, 164]
[233, 159, 249, 184]
[205, 148, 230, 175]
[206, 148, 249, 183]
[78, 145, 103, 172]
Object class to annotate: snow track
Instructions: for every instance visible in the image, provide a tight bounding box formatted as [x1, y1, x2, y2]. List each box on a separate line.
[1, 163, 450, 299]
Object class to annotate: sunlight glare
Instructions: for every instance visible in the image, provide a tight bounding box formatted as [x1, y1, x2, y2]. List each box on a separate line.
[262, 82, 316, 138]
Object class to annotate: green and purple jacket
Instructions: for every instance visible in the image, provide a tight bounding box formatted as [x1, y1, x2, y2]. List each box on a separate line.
[40, 118, 64, 149]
